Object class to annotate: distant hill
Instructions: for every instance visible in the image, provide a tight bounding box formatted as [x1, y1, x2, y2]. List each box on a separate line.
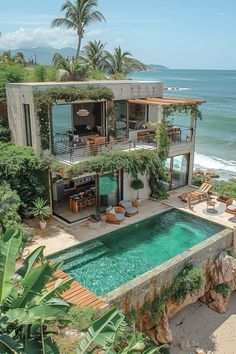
[0, 47, 76, 65]
[148, 64, 169, 70]
[0, 47, 169, 71]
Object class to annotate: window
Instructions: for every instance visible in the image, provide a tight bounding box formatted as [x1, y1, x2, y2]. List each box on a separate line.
[23, 104, 32, 146]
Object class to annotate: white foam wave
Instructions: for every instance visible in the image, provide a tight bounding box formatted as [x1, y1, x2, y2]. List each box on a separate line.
[166, 87, 190, 91]
[194, 153, 236, 173]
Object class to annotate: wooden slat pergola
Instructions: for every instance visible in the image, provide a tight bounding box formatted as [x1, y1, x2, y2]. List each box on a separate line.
[127, 96, 205, 106]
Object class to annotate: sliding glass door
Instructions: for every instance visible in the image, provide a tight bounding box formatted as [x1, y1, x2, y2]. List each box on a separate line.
[98, 172, 120, 211]
[166, 154, 189, 190]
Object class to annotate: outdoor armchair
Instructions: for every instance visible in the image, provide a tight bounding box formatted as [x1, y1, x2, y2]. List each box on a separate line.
[119, 200, 138, 217]
[106, 206, 125, 224]
[225, 198, 236, 215]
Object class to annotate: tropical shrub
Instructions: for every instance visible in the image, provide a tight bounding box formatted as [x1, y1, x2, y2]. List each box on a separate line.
[0, 117, 11, 142]
[212, 181, 236, 198]
[170, 265, 205, 301]
[34, 65, 47, 81]
[77, 308, 167, 354]
[192, 175, 204, 187]
[214, 283, 231, 298]
[67, 306, 97, 331]
[0, 228, 73, 353]
[0, 143, 48, 213]
[0, 181, 21, 231]
[31, 197, 51, 222]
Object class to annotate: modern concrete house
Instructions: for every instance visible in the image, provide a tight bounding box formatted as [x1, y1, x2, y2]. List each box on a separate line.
[6, 80, 204, 224]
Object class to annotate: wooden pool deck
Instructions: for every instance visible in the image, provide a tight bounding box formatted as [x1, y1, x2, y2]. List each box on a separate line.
[47, 268, 108, 310]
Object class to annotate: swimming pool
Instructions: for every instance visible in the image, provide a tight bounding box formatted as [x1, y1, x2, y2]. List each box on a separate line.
[49, 209, 224, 296]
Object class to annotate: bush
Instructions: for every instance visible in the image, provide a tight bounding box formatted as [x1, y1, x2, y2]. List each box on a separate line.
[67, 306, 97, 331]
[34, 65, 47, 81]
[212, 181, 236, 198]
[214, 283, 231, 298]
[0, 143, 48, 213]
[0, 117, 11, 142]
[130, 179, 144, 190]
[171, 265, 205, 301]
[192, 176, 204, 187]
[0, 181, 21, 231]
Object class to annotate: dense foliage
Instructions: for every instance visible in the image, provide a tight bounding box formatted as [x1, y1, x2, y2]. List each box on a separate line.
[0, 117, 11, 142]
[0, 143, 49, 214]
[66, 149, 167, 181]
[0, 182, 21, 231]
[170, 265, 205, 301]
[0, 228, 72, 353]
[214, 283, 231, 298]
[212, 181, 236, 198]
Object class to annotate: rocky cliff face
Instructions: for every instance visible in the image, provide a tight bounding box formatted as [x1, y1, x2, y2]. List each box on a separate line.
[135, 252, 236, 345]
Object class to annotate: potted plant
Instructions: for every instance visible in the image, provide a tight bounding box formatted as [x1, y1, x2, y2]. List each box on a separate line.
[108, 127, 119, 142]
[31, 197, 51, 230]
[130, 179, 144, 206]
[88, 212, 102, 229]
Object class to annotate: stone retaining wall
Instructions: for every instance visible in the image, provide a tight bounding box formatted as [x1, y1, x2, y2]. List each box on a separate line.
[102, 228, 233, 313]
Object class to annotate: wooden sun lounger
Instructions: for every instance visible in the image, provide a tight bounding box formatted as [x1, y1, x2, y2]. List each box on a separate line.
[178, 182, 212, 202]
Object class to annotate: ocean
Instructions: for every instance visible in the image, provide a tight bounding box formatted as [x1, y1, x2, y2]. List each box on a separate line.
[129, 69, 236, 179]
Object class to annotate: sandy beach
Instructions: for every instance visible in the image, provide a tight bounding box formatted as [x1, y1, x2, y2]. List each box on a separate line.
[170, 292, 236, 354]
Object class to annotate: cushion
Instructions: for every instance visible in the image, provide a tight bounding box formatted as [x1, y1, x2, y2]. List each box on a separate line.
[109, 207, 116, 215]
[120, 200, 132, 208]
[125, 206, 138, 214]
[116, 213, 125, 222]
[227, 205, 236, 211]
[231, 200, 236, 207]
[106, 206, 113, 212]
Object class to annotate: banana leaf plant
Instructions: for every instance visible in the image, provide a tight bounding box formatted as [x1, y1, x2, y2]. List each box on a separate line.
[0, 228, 73, 353]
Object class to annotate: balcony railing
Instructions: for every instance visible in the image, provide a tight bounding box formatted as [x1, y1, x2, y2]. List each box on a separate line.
[52, 126, 192, 164]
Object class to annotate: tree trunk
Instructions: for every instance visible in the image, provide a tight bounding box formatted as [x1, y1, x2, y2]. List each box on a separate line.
[76, 35, 82, 60]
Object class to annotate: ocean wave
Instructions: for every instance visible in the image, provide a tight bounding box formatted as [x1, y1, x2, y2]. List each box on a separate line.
[194, 153, 236, 173]
[166, 87, 190, 91]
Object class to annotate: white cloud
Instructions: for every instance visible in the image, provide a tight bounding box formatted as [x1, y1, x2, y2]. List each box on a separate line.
[0, 27, 77, 49]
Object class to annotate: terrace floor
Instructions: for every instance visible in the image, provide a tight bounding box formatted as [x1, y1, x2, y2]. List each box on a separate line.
[25, 185, 236, 257]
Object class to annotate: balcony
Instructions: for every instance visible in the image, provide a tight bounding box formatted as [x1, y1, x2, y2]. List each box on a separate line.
[52, 125, 192, 164]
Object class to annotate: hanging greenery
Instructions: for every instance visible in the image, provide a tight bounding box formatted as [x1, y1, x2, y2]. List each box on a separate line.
[163, 103, 203, 120]
[34, 86, 114, 150]
[48, 149, 167, 182]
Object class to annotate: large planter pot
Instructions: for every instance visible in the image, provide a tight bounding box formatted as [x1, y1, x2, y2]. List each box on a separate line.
[89, 220, 102, 229]
[39, 220, 47, 230]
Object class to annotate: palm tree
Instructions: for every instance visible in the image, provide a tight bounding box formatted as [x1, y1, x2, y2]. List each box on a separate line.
[104, 46, 144, 76]
[52, 0, 105, 59]
[0, 50, 26, 66]
[52, 53, 90, 81]
[82, 40, 106, 70]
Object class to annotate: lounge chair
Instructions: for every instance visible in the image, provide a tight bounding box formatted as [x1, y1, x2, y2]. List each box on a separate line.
[119, 200, 138, 217]
[225, 198, 236, 215]
[106, 206, 125, 224]
[178, 182, 212, 202]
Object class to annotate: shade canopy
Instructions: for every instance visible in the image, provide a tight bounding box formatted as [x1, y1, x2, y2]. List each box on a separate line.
[127, 96, 205, 106]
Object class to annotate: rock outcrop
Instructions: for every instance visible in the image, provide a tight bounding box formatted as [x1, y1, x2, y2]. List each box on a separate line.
[136, 252, 236, 345]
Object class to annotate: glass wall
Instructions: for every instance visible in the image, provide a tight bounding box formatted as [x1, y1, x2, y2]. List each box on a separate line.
[99, 172, 119, 211]
[113, 102, 127, 140]
[51, 104, 72, 153]
[165, 154, 189, 190]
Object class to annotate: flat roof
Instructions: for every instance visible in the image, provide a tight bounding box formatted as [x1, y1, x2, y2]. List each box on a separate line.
[6, 79, 163, 87]
[127, 96, 206, 106]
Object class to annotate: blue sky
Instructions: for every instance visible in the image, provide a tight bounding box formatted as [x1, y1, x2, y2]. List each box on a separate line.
[0, 0, 235, 69]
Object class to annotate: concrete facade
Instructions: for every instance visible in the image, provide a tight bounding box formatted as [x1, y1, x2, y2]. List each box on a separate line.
[6, 80, 199, 224]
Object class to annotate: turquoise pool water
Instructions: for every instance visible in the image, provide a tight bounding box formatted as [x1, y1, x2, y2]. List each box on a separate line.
[50, 209, 223, 296]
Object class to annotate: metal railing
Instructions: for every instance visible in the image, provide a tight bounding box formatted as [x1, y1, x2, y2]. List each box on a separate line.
[52, 127, 193, 164]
